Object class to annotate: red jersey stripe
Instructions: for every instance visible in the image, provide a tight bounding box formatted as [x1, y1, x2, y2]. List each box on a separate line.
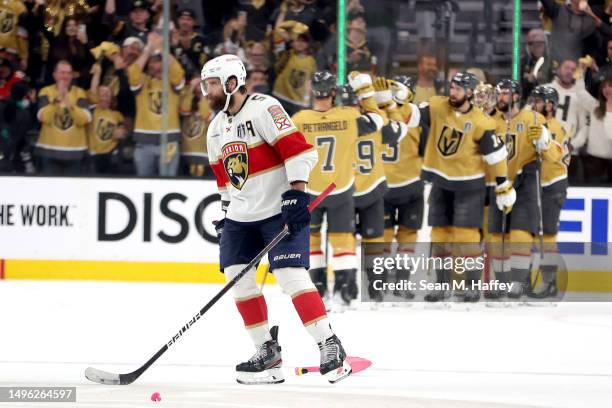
[272, 131, 314, 162]
[210, 161, 229, 188]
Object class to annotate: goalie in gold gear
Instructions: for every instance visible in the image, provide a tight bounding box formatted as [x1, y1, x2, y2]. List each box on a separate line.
[375, 75, 424, 299]
[418, 72, 515, 303]
[488, 79, 564, 299]
[528, 85, 569, 299]
[292, 71, 384, 308]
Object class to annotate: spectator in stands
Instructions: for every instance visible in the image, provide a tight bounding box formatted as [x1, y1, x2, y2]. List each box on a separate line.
[179, 81, 213, 178]
[104, 0, 152, 44]
[345, 11, 372, 73]
[213, 15, 247, 60]
[247, 69, 271, 94]
[577, 72, 612, 182]
[586, 37, 612, 96]
[545, 59, 593, 183]
[414, 52, 441, 104]
[87, 65, 126, 174]
[540, 0, 612, 66]
[0, 55, 25, 102]
[272, 24, 316, 115]
[171, 9, 210, 80]
[521, 28, 555, 101]
[238, 1, 277, 42]
[0, 81, 36, 174]
[0, 0, 28, 72]
[44, 16, 94, 89]
[128, 33, 185, 177]
[358, 0, 400, 77]
[35, 60, 91, 175]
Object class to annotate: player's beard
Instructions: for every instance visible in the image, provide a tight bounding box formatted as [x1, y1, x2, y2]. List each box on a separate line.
[449, 95, 468, 109]
[497, 100, 510, 112]
[209, 93, 230, 112]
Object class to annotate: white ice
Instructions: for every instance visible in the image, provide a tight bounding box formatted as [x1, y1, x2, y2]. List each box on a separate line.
[1, 280, 611, 408]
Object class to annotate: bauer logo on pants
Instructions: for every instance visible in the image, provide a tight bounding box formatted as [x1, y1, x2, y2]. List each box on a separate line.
[222, 141, 249, 190]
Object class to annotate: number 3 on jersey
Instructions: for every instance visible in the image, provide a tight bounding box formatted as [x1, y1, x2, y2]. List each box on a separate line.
[315, 135, 336, 172]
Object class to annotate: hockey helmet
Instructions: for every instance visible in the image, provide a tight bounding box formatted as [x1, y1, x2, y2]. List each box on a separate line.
[451, 72, 479, 92]
[392, 75, 416, 93]
[200, 54, 247, 110]
[312, 71, 337, 98]
[495, 78, 522, 96]
[338, 84, 358, 106]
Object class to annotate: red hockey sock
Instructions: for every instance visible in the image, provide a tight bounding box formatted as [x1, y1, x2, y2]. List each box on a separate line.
[236, 294, 271, 344]
[292, 290, 332, 343]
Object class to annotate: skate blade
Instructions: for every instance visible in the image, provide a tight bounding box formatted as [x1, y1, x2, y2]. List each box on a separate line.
[325, 360, 352, 384]
[236, 367, 285, 385]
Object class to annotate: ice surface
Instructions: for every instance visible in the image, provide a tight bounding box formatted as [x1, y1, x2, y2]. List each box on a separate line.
[1, 280, 611, 408]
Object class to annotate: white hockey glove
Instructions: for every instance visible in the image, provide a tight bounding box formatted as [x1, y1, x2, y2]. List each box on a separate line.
[348, 71, 375, 99]
[495, 180, 516, 214]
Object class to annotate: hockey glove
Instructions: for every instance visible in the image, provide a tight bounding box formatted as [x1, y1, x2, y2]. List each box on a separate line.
[281, 189, 311, 235]
[348, 71, 375, 99]
[381, 120, 406, 146]
[528, 124, 550, 151]
[495, 180, 516, 214]
[373, 77, 395, 109]
[390, 80, 413, 105]
[213, 219, 225, 241]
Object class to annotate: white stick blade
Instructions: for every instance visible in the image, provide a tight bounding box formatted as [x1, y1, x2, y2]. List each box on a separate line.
[85, 367, 121, 385]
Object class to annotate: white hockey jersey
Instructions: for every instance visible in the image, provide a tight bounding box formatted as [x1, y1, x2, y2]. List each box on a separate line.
[544, 78, 592, 153]
[207, 93, 318, 222]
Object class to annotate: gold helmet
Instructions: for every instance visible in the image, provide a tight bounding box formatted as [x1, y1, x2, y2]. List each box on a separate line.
[474, 83, 496, 113]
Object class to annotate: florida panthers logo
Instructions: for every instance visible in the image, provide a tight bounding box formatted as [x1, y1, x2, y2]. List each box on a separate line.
[437, 125, 464, 157]
[96, 117, 116, 142]
[148, 90, 162, 115]
[0, 11, 14, 34]
[222, 141, 249, 189]
[54, 107, 74, 131]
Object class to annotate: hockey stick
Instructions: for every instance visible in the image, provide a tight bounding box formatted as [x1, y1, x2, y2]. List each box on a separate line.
[532, 113, 545, 289]
[85, 182, 337, 386]
[258, 183, 336, 292]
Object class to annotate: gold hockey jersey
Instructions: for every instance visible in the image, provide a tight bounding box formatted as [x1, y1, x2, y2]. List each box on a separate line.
[87, 107, 124, 155]
[181, 93, 213, 164]
[128, 59, 185, 143]
[292, 106, 361, 196]
[272, 50, 316, 108]
[491, 109, 563, 180]
[355, 108, 387, 199]
[36, 85, 91, 160]
[0, 1, 28, 61]
[383, 102, 422, 191]
[542, 116, 569, 188]
[420, 96, 506, 191]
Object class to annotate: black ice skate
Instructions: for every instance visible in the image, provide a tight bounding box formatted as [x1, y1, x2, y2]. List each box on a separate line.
[528, 280, 558, 299]
[236, 326, 284, 385]
[424, 289, 450, 302]
[464, 287, 481, 302]
[318, 334, 352, 384]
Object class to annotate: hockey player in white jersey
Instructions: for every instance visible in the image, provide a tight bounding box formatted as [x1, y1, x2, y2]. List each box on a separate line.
[202, 54, 352, 385]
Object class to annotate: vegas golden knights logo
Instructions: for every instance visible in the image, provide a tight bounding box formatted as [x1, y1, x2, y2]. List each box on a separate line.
[184, 116, 203, 140]
[289, 69, 307, 89]
[54, 107, 74, 131]
[0, 11, 14, 34]
[222, 141, 249, 189]
[96, 118, 116, 141]
[505, 133, 517, 160]
[148, 90, 162, 115]
[437, 125, 464, 157]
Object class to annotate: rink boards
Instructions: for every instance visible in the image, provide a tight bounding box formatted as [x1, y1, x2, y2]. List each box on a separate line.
[0, 176, 611, 292]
